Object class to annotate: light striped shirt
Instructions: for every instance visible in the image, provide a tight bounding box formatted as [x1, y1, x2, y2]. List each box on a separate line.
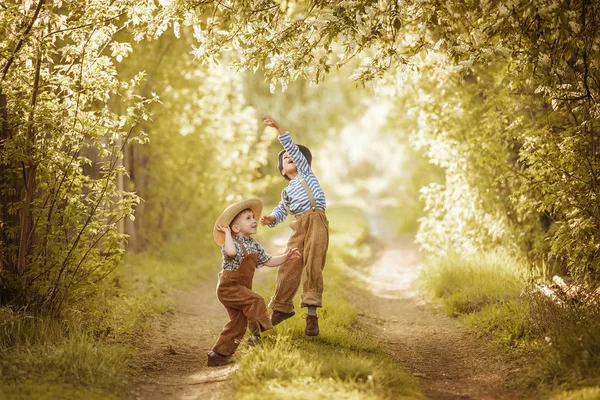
[221, 236, 271, 270]
[269, 132, 326, 227]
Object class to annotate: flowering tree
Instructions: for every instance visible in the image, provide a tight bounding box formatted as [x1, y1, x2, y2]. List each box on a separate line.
[0, 0, 158, 313]
[2, 0, 600, 315]
[147, 0, 600, 279]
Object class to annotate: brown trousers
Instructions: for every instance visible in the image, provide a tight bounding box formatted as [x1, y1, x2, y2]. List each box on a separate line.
[269, 209, 329, 313]
[211, 247, 272, 356]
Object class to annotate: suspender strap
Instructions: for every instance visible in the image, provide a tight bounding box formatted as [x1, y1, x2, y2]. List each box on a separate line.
[282, 191, 291, 214]
[281, 174, 316, 214]
[299, 175, 316, 209]
[234, 238, 248, 257]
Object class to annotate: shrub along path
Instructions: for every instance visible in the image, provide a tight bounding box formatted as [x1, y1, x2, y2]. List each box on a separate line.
[352, 214, 527, 400]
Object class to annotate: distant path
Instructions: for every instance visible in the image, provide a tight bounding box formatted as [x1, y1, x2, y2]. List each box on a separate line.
[351, 213, 525, 400]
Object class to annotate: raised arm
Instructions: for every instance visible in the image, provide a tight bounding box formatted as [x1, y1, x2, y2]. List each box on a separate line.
[216, 224, 236, 257]
[263, 114, 286, 135]
[263, 114, 311, 175]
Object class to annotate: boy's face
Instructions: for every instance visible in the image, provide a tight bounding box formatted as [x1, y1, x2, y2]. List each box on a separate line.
[231, 209, 258, 237]
[281, 151, 298, 179]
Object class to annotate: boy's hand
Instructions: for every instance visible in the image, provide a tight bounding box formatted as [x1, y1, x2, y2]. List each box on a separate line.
[216, 224, 231, 234]
[260, 215, 275, 226]
[286, 248, 301, 260]
[263, 114, 285, 135]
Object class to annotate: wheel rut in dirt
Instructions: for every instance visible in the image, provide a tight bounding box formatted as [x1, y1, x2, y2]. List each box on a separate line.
[129, 276, 236, 400]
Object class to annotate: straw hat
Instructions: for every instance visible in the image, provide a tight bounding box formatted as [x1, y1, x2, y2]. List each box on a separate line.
[213, 198, 263, 246]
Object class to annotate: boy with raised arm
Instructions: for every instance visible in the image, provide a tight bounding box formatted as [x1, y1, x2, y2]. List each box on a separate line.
[260, 115, 329, 337]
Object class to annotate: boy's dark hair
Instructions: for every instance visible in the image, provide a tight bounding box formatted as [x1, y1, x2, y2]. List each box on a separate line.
[278, 145, 312, 181]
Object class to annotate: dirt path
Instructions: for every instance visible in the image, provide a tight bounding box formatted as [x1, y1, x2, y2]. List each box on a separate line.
[350, 214, 525, 400]
[129, 218, 524, 400]
[129, 276, 236, 400]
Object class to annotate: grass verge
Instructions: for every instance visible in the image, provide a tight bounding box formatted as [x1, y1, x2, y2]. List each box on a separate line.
[0, 238, 219, 400]
[421, 250, 600, 399]
[230, 204, 426, 400]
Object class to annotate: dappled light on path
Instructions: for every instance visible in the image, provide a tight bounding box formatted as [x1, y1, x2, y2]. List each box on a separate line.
[129, 275, 237, 400]
[360, 211, 425, 301]
[366, 246, 424, 301]
[350, 213, 524, 400]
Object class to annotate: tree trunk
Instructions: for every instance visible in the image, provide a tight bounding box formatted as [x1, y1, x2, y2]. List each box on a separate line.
[17, 45, 42, 277]
[0, 91, 21, 305]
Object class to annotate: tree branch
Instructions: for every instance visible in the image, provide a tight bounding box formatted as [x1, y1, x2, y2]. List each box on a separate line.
[1, 0, 45, 83]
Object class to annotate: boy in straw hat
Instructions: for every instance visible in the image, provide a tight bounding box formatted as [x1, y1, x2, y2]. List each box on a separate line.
[260, 114, 329, 337]
[208, 198, 300, 367]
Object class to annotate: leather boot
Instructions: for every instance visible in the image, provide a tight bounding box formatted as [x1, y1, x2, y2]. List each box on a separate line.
[271, 310, 295, 326]
[207, 351, 232, 367]
[305, 315, 319, 336]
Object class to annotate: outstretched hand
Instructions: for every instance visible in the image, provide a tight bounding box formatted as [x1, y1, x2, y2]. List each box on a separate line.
[260, 215, 275, 226]
[263, 114, 285, 135]
[286, 248, 301, 260]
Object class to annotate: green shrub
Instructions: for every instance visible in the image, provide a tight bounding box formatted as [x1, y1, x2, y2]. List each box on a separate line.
[463, 299, 532, 347]
[422, 250, 525, 316]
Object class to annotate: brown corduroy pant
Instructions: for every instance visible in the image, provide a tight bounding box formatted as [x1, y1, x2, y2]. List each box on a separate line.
[212, 251, 273, 356]
[269, 209, 329, 313]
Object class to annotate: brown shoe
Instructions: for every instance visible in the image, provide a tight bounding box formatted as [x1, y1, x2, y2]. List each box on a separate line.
[305, 315, 319, 336]
[271, 310, 295, 326]
[207, 351, 232, 367]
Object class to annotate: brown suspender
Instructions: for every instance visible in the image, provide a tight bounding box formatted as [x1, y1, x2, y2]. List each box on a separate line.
[282, 175, 316, 214]
[234, 238, 248, 257]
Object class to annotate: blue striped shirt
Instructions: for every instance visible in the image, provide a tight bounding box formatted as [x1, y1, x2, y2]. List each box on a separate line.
[269, 132, 326, 227]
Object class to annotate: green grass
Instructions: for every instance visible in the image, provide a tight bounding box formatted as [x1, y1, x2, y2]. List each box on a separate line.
[526, 298, 600, 387]
[0, 384, 112, 400]
[549, 387, 600, 400]
[421, 249, 525, 316]
[421, 249, 600, 398]
[0, 238, 220, 399]
[462, 299, 532, 347]
[0, 310, 128, 399]
[230, 204, 425, 400]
